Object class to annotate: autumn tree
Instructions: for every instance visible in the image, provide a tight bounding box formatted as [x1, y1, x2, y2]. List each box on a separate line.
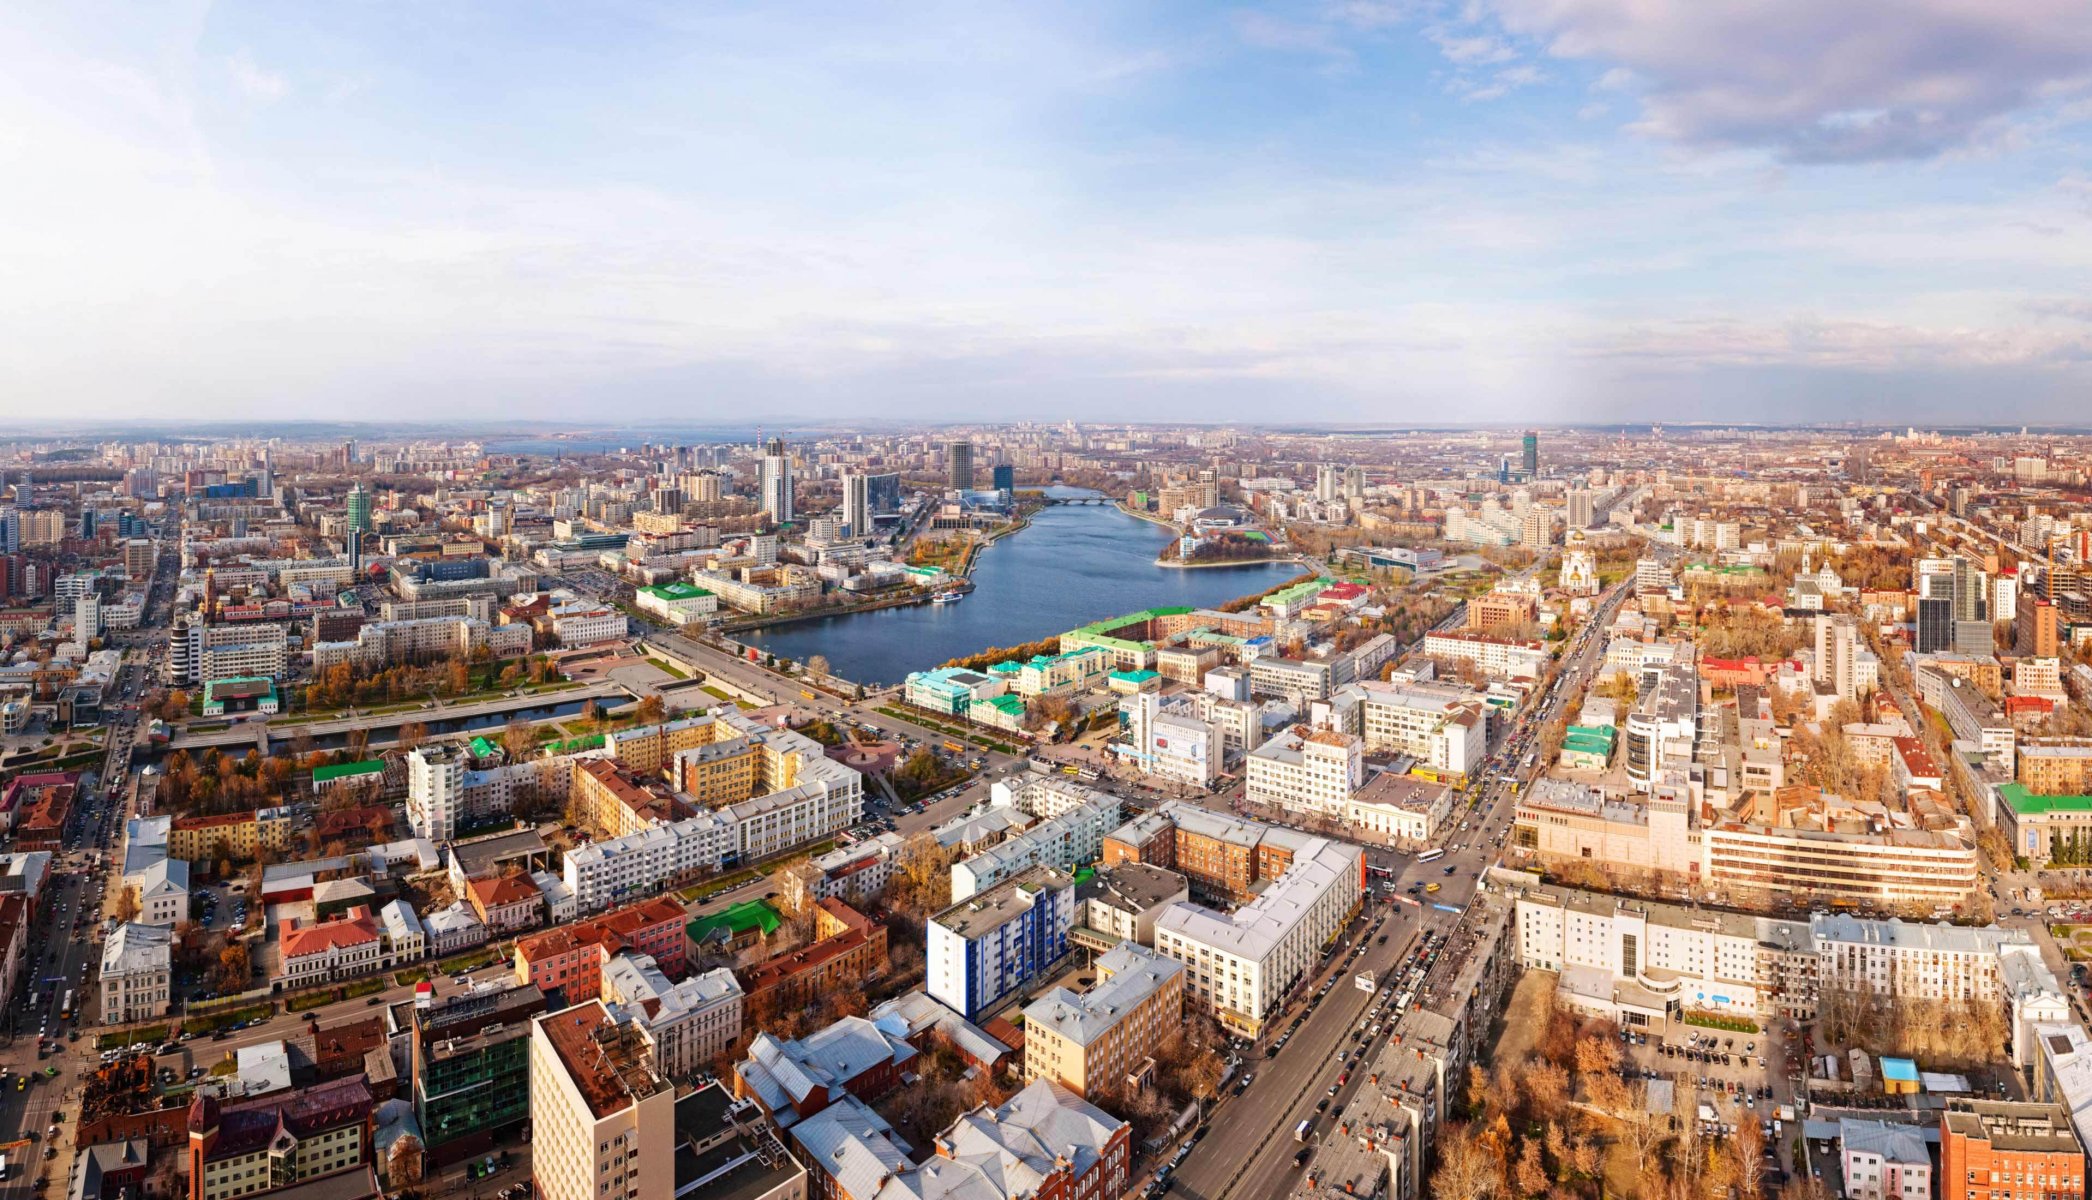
[396, 721, 429, 752]
[634, 694, 666, 726]
[501, 717, 537, 761]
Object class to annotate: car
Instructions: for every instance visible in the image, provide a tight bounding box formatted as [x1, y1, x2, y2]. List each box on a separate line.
[1316, 1098, 1330, 1112]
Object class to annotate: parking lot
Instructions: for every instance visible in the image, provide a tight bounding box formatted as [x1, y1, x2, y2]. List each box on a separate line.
[1612, 1012, 1798, 1181]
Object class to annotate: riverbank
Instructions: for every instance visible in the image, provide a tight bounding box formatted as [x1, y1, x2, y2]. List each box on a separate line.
[1154, 553, 1308, 570]
[954, 504, 1038, 576]
[1115, 501, 1177, 529]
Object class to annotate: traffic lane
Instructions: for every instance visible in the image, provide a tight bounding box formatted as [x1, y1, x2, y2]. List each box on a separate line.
[1231, 915, 1459, 1200]
[1170, 911, 1419, 1200]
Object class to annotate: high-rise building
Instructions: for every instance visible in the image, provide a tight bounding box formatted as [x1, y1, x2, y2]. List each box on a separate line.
[2019, 598, 2060, 658]
[992, 463, 1015, 493]
[407, 745, 465, 844]
[1814, 614, 1858, 702]
[840, 472, 870, 537]
[1567, 488, 1594, 530]
[1343, 465, 1364, 502]
[1315, 464, 1341, 504]
[344, 485, 372, 534]
[757, 438, 793, 524]
[529, 1001, 675, 1200]
[1521, 430, 1539, 476]
[866, 472, 901, 516]
[1951, 556, 1987, 624]
[1916, 595, 1955, 654]
[948, 440, 974, 490]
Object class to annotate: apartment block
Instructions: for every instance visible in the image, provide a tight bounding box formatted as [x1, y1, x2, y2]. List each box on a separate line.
[529, 1002, 676, 1200]
[1022, 943, 1184, 1097]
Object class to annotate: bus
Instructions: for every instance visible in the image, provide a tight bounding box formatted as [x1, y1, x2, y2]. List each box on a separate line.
[60, 990, 74, 1021]
[1295, 1120, 1313, 1142]
[1416, 849, 1446, 864]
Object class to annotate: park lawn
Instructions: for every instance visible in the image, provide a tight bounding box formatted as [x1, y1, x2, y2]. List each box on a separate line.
[651, 658, 689, 679]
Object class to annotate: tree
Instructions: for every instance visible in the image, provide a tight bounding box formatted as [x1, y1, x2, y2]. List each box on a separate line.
[806, 654, 831, 681]
[1512, 1138, 1548, 1199]
[1432, 1123, 1505, 1200]
[216, 941, 251, 991]
[502, 717, 537, 762]
[634, 695, 666, 726]
[113, 887, 141, 923]
[396, 722, 429, 753]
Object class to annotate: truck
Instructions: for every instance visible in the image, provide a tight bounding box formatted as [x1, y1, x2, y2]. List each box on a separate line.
[1295, 1120, 1313, 1142]
[1355, 971, 1377, 993]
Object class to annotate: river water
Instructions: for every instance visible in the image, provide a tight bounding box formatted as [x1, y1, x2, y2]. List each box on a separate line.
[739, 490, 1301, 686]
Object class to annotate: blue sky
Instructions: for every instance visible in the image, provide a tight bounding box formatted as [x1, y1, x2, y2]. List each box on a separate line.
[4, 1, 2090, 425]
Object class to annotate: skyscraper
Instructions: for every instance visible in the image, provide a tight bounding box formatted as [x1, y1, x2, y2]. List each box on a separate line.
[758, 438, 794, 524]
[1567, 488, 1594, 530]
[840, 472, 870, 537]
[1315, 464, 1341, 503]
[1342, 465, 1364, 501]
[991, 463, 1014, 493]
[948, 440, 974, 490]
[345, 484, 372, 534]
[1521, 431, 1538, 476]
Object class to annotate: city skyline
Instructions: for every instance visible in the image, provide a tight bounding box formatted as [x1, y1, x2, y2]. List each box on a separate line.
[5, 3, 2091, 422]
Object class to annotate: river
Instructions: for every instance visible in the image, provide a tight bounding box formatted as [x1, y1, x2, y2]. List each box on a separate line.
[739, 490, 1301, 686]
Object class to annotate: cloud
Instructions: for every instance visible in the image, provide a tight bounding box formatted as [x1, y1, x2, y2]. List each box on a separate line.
[1474, 0, 2092, 162]
[225, 50, 286, 101]
[1452, 62, 1545, 101]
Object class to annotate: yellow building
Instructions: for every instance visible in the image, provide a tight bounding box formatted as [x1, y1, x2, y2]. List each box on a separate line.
[1021, 943, 1184, 1097]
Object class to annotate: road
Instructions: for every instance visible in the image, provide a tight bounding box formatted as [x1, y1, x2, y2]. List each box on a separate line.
[1165, 573, 1635, 1200]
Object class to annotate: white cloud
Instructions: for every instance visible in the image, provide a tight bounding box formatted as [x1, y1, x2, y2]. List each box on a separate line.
[225, 49, 286, 101]
[1475, 0, 2092, 162]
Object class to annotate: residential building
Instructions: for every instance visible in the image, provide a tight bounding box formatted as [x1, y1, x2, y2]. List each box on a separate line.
[950, 789, 1122, 901]
[1151, 835, 1363, 1035]
[406, 745, 465, 845]
[733, 1016, 917, 1131]
[1420, 631, 1548, 679]
[1075, 864, 1190, 949]
[927, 868, 1077, 1021]
[600, 957, 745, 1080]
[466, 875, 542, 932]
[512, 895, 689, 1006]
[1022, 943, 1184, 1097]
[1841, 1119, 1931, 1200]
[529, 1002, 676, 1200]
[782, 832, 903, 912]
[739, 899, 888, 1011]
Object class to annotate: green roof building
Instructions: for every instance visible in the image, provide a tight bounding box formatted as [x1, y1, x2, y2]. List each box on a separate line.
[687, 900, 782, 951]
[1998, 783, 2092, 867]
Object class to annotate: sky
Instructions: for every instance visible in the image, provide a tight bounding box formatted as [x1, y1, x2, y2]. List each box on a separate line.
[3, 1, 2091, 427]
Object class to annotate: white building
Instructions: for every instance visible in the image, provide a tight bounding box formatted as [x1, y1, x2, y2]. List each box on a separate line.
[101, 922, 173, 1026]
[1152, 837, 1363, 1035]
[378, 899, 427, 964]
[1357, 680, 1490, 779]
[407, 744, 466, 844]
[1245, 726, 1361, 817]
[562, 811, 738, 914]
[1120, 693, 1222, 787]
[529, 1001, 675, 1200]
[600, 955, 745, 1080]
[1841, 1120, 1931, 1200]
[1344, 774, 1456, 845]
[1421, 631, 1548, 679]
[951, 788, 1123, 902]
[549, 593, 626, 646]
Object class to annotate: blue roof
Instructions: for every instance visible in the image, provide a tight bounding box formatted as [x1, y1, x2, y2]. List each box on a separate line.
[1880, 1057, 1919, 1082]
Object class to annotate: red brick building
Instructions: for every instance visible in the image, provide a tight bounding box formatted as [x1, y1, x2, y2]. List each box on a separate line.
[1942, 1100, 2086, 1200]
[739, 899, 888, 1010]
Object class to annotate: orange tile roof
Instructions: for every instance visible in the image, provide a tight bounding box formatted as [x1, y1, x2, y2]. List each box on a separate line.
[470, 875, 541, 909]
[281, 906, 380, 958]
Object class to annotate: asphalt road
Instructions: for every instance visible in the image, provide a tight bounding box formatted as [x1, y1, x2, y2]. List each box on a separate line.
[1164, 575, 1633, 1200]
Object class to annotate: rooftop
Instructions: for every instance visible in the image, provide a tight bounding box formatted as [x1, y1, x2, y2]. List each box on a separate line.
[535, 1000, 668, 1121]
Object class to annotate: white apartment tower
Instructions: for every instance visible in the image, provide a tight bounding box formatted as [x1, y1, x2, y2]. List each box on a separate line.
[407, 744, 465, 844]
